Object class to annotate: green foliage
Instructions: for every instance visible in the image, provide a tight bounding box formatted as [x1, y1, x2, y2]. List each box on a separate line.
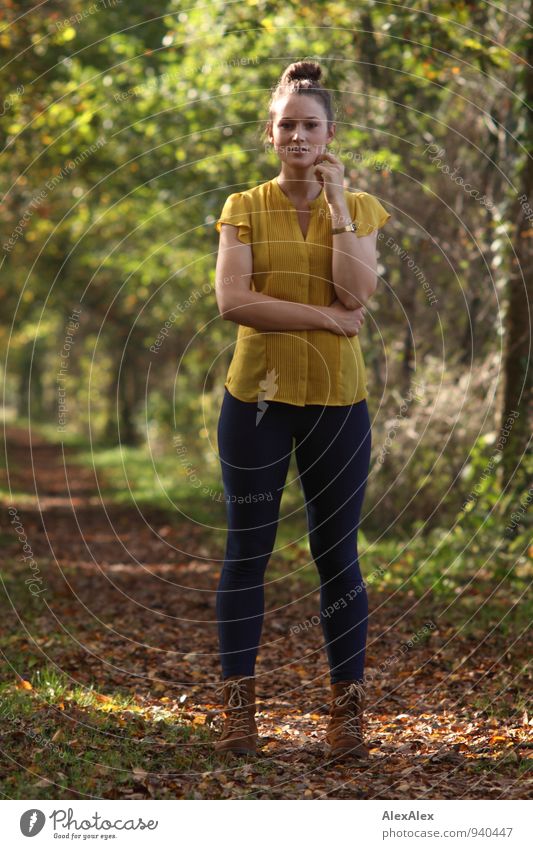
[1, 0, 529, 533]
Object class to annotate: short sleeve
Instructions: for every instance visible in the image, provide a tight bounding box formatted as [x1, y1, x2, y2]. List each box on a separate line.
[348, 192, 391, 237]
[215, 192, 252, 245]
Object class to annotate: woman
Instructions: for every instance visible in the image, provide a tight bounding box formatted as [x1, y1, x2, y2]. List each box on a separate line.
[213, 59, 391, 760]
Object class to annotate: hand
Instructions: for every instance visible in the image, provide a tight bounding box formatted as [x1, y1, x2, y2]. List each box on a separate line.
[314, 151, 345, 205]
[324, 298, 367, 336]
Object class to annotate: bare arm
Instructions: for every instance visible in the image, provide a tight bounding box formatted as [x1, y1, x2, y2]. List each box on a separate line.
[215, 223, 365, 336]
[328, 199, 379, 309]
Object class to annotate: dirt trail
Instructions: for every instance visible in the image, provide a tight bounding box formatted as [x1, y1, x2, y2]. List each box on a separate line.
[1, 424, 529, 799]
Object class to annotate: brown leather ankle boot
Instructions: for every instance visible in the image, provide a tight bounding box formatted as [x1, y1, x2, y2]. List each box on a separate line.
[325, 679, 370, 761]
[213, 675, 258, 756]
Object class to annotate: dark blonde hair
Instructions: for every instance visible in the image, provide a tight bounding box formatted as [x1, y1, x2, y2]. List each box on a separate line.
[262, 60, 336, 144]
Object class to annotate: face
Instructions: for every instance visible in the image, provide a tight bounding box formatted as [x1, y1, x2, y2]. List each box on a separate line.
[268, 93, 336, 166]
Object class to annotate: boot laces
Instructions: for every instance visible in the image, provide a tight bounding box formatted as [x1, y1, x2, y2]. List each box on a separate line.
[334, 681, 364, 740]
[215, 678, 254, 735]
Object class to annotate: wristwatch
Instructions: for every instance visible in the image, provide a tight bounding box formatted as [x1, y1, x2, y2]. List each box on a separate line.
[331, 221, 357, 235]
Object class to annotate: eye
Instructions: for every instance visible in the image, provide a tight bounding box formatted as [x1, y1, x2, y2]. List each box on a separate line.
[279, 121, 318, 128]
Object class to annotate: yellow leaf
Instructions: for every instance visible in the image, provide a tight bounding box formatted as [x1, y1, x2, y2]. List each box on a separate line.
[99, 702, 121, 713]
[59, 26, 76, 42]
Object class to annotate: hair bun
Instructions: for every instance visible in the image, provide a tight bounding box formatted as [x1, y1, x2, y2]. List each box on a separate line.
[281, 60, 322, 85]
[265, 58, 334, 135]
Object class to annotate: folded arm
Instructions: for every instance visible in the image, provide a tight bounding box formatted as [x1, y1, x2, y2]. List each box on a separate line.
[215, 224, 365, 336]
[328, 199, 379, 309]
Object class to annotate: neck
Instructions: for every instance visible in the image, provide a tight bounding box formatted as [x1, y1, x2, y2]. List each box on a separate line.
[276, 164, 323, 202]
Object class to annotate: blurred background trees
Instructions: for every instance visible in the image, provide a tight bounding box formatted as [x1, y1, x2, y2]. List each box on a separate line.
[1, 0, 531, 542]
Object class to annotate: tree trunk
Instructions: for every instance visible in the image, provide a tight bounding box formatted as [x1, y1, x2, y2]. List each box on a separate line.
[103, 343, 140, 446]
[500, 0, 533, 487]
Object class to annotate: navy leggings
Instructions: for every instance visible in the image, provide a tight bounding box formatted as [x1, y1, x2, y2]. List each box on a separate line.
[216, 386, 372, 685]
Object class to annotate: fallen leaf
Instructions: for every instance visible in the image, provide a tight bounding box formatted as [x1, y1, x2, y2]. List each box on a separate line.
[132, 767, 148, 780]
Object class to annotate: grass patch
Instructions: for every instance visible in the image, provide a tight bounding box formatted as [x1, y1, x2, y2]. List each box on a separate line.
[0, 669, 218, 799]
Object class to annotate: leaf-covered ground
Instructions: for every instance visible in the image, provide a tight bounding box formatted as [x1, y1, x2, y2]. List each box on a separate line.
[0, 425, 531, 799]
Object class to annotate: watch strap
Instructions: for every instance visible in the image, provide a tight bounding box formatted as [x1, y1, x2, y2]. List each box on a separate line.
[331, 222, 357, 235]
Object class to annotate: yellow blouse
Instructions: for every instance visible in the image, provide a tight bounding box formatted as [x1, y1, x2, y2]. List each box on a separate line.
[215, 176, 391, 406]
